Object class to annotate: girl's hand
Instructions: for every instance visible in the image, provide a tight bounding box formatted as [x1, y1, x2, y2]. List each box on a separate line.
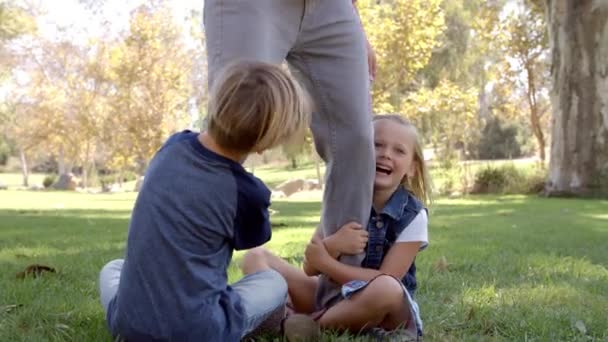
[324, 222, 368, 256]
[304, 236, 331, 269]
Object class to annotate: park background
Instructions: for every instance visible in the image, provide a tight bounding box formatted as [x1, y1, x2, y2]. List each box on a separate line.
[0, 0, 606, 340]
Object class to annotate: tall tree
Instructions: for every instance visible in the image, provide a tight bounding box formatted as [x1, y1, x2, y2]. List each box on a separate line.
[402, 80, 479, 162]
[105, 3, 192, 175]
[503, 1, 550, 162]
[544, 0, 608, 196]
[357, 0, 445, 113]
[0, 0, 36, 78]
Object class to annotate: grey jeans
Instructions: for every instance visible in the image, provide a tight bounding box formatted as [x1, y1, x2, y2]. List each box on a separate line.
[204, 0, 375, 309]
[99, 259, 288, 338]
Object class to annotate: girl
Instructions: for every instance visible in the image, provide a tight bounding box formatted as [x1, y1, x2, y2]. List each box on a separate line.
[242, 114, 432, 340]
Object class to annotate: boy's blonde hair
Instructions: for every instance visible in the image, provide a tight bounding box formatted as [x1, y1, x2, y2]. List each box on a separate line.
[373, 114, 433, 206]
[207, 61, 311, 153]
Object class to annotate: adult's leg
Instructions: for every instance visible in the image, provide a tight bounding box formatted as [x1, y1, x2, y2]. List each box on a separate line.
[203, 0, 303, 88]
[242, 247, 318, 314]
[99, 259, 124, 314]
[286, 0, 375, 308]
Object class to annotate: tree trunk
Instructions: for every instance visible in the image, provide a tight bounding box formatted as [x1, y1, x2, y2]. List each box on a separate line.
[58, 145, 66, 175]
[545, 0, 608, 196]
[19, 148, 29, 187]
[525, 62, 547, 163]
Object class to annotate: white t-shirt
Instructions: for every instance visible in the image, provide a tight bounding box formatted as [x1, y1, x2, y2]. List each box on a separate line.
[395, 210, 428, 250]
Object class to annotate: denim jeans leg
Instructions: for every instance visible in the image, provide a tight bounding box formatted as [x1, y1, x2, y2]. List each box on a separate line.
[99, 259, 124, 314]
[232, 269, 288, 337]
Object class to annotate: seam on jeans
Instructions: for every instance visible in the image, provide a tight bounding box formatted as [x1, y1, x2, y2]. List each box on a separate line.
[298, 54, 338, 228]
[217, 0, 224, 66]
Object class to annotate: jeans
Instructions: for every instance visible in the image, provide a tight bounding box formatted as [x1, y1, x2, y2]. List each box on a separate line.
[99, 259, 287, 338]
[204, 0, 375, 310]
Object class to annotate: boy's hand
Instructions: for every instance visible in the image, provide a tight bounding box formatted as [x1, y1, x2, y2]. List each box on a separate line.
[304, 236, 331, 270]
[324, 222, 368, 256]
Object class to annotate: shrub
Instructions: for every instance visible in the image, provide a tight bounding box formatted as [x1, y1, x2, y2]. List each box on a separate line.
[472, 165, 512, 193]
[472, 163, 547, 194]
[476, 118, 524, 160]
[43, 174, 56, 188]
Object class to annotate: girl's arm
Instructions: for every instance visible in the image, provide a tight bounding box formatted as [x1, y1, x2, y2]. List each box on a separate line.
[306, 237, 422, 285]
[303, 223, 368, 275]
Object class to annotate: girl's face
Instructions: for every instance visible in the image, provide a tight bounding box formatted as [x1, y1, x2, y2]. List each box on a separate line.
[373, 119, 417, 193]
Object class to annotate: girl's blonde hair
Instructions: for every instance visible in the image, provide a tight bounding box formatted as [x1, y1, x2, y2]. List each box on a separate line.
[373, 114, 433, 206]
[207, 61, 311, 153]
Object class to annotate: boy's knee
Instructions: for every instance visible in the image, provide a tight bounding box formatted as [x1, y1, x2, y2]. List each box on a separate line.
[265, 269, 288, 297]
[100, 259, 124, 276]
[241, 247, 270, 274]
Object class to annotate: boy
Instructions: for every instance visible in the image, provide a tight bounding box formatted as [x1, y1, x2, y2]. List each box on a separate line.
[99, 61, 311, 341]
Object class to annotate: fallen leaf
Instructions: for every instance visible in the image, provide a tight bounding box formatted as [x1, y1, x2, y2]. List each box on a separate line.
[2, 304, 23, 313]
[574, 320, 587, 334]
[434, 256, 449, 272]
[16, 264, 56, 279]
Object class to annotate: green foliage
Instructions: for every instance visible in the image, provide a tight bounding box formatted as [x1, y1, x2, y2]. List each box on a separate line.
[104, 4, 193, 174]
[472, 163, 546, 194]
[476, 117, 523, 160]
[0, 1, 36, 78]
[0, 137, 12, 166]
[98, 170, 138, 186]
[418, 0, 505, 88]
[402, 80, 480, 161]
[358, 0, 445, 113]
[42, 174, 56, 188]
[0, 2, 36, 41]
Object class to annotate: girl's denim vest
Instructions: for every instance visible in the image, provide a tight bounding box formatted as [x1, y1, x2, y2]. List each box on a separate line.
[362, 187, 425, 298]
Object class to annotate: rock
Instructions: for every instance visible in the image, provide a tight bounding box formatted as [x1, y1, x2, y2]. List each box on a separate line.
[53, 173, 79, 191]
[275, 179, 305, 197]
[28, 184, 44, 191]
[102, 183, 123, 193]
[134, 176, 145, 192]
[271, 191, 286, 199]
[303, 179, 321, 191]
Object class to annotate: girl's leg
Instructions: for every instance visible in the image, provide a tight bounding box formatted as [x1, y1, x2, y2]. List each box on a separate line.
[241, 247, 318, 314]
[318, 275, 411, 332]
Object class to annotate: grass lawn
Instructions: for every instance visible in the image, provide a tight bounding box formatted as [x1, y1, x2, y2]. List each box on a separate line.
[0, 173, 47, 188]
[0, 188, 607, 341]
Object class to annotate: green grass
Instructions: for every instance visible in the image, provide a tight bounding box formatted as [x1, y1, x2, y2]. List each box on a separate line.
[0, 173, 47, 188]
[248, 161, 326, 189]
[1, 189, 607, 340]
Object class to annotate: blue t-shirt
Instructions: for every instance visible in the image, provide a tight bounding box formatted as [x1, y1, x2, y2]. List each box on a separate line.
[106, 131, 272, 341]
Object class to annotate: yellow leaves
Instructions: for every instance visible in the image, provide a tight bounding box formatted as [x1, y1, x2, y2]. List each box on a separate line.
[401, 80, 479, 157]
[104, 4, 193, 172]
[357, 0, 445, 114]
